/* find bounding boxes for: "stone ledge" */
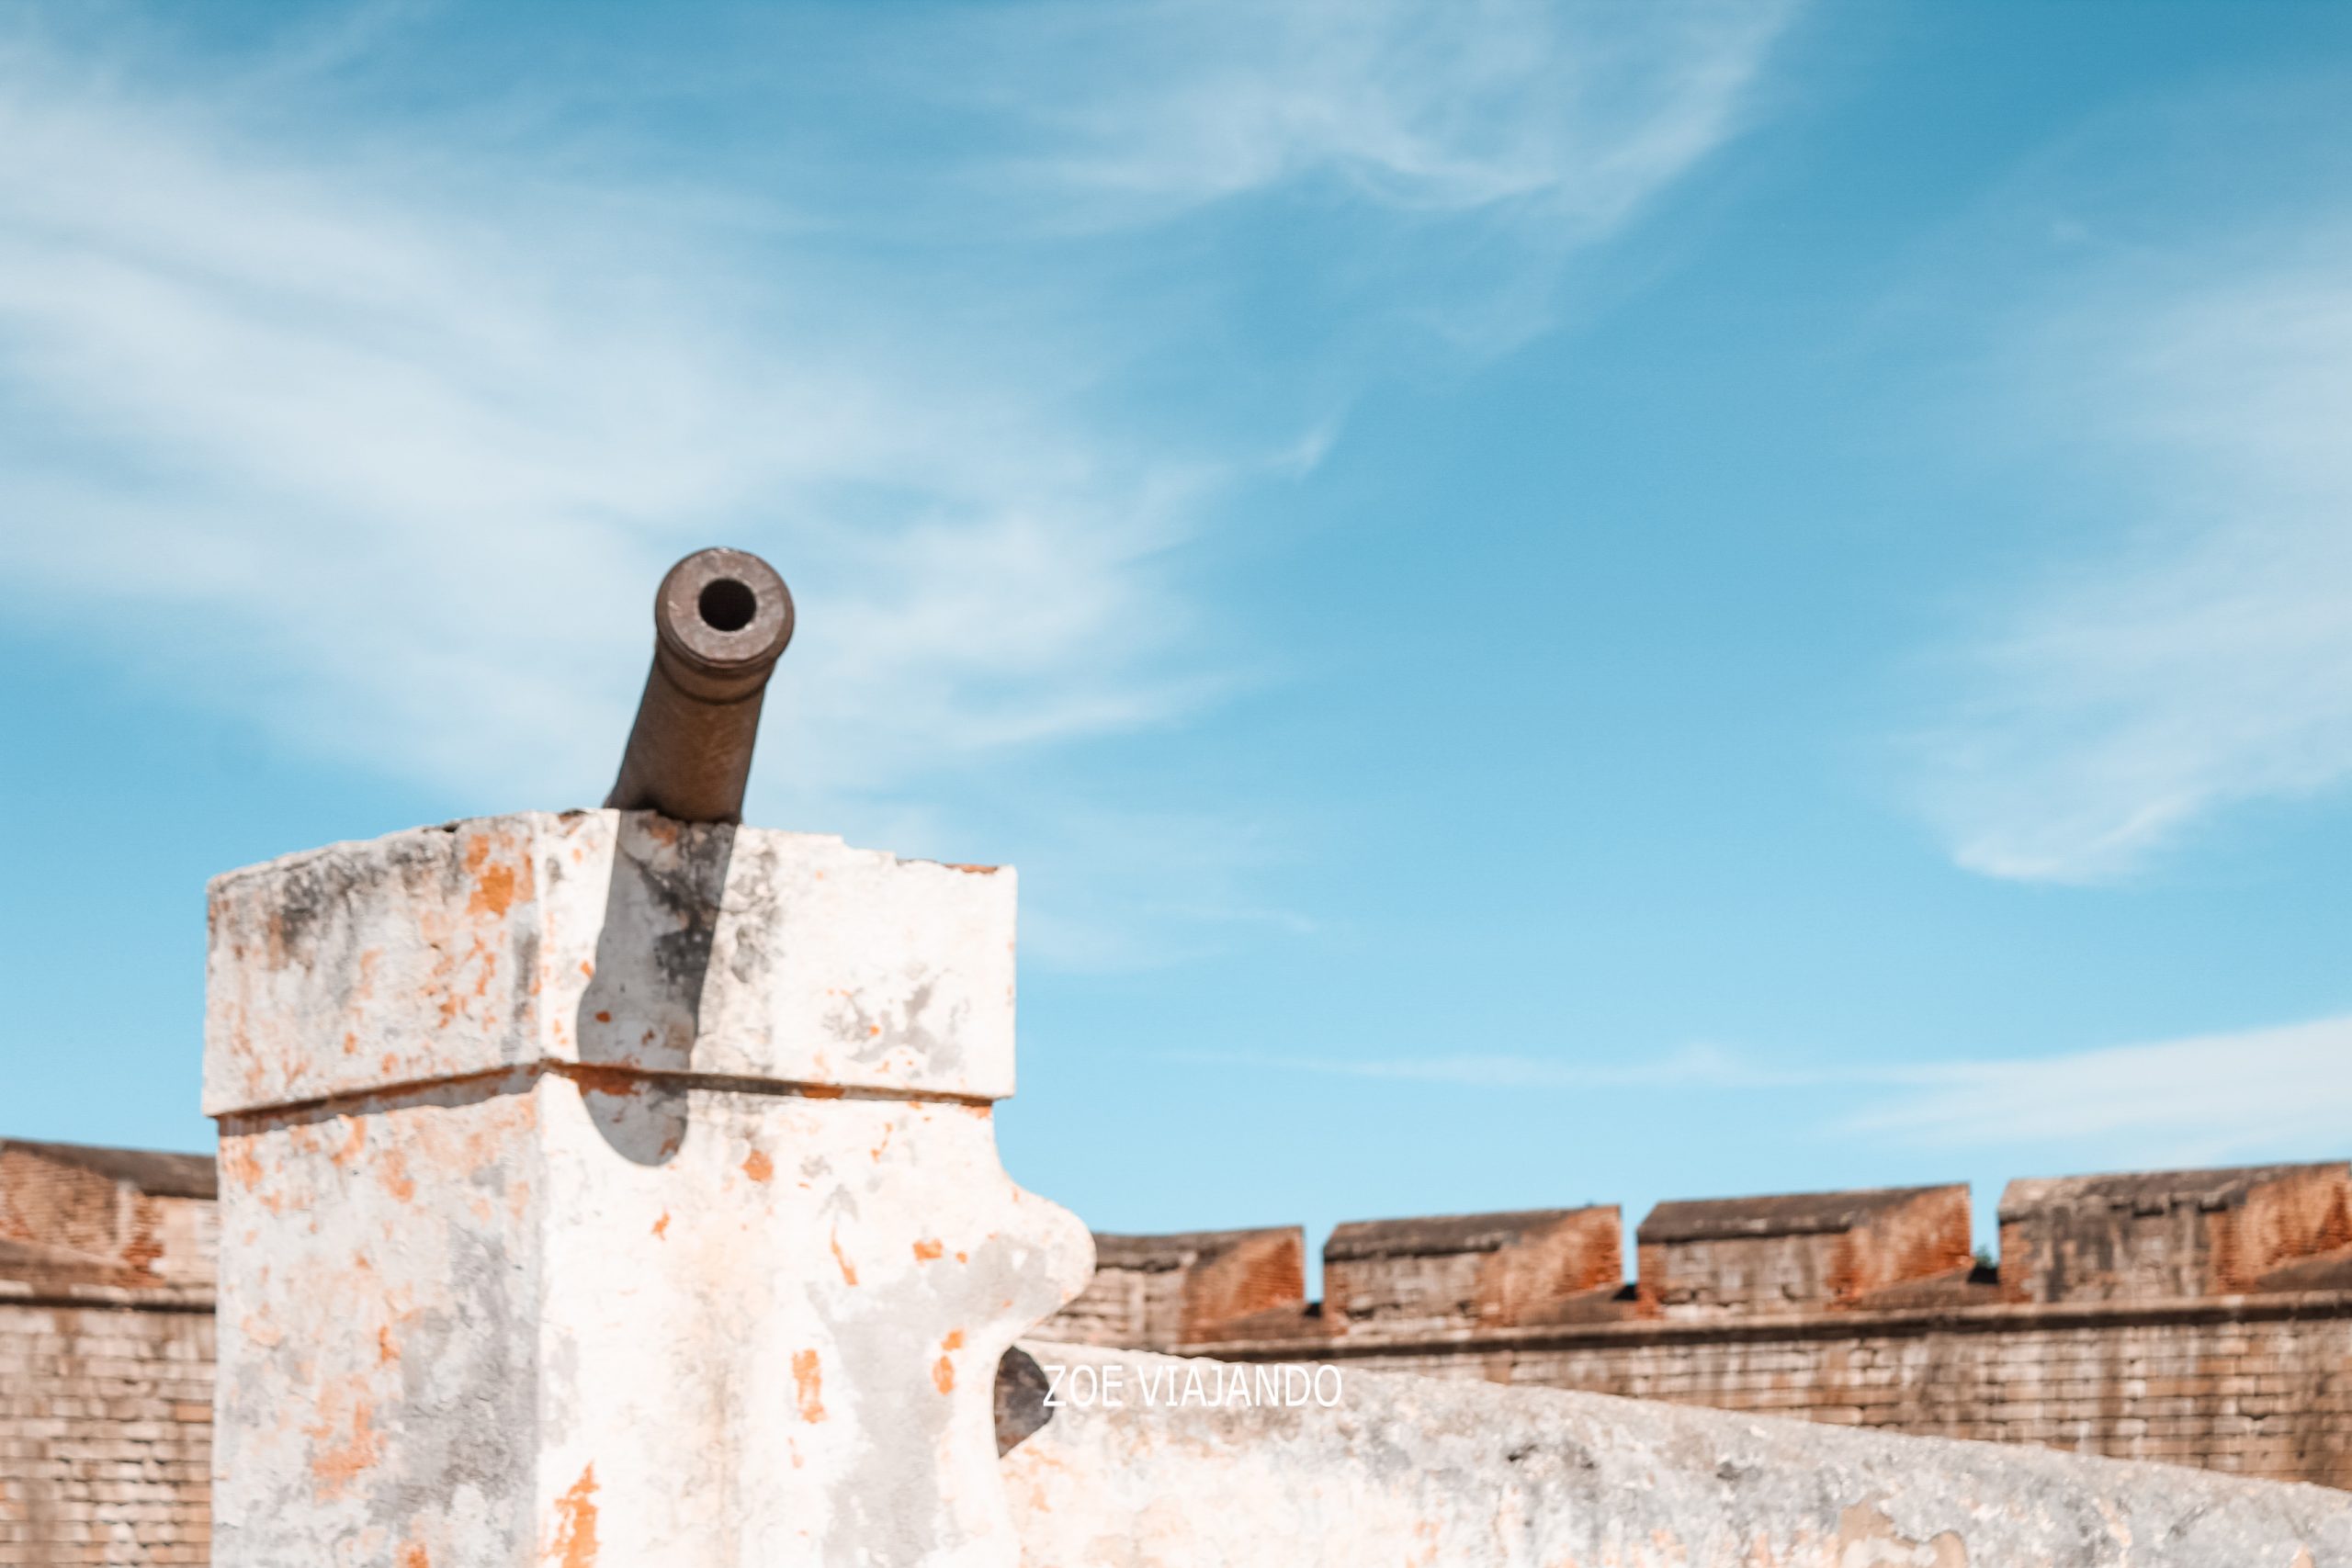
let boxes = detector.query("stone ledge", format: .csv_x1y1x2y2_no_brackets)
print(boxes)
1180,1288,2352,1359
0,1280,218,1313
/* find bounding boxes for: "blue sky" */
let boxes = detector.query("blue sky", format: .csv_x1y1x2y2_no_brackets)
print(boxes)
5,1,2351,1276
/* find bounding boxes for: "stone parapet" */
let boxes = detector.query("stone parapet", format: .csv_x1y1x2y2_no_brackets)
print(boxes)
0,1141,218,1292
1324,1205,1623,1334
16,1146,2352,1550
1044,1227,1306,1348
1638,1183,1973,1315
1185,1290,2352,1489
2000,1161,2352,1303
1004,1340,2352,1565
202,809,1090,1568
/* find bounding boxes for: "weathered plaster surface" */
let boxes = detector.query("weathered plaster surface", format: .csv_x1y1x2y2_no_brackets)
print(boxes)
205,810,1019,1113
1003,1341,2352,1566
206,810,1088,1568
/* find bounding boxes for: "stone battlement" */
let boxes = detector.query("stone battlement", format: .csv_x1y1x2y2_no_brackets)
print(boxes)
0,1137,218,1292
1043,1161,2352,1348
9,1144,2346,1334
2000,1162,2352,1303
6,1139,2352,1545
1023,1160,2352,1491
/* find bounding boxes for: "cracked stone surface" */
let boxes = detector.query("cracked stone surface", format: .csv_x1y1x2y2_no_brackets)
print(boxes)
1003,1341,2352,1566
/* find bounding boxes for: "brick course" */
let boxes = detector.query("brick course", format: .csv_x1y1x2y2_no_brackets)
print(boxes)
0,1286,214,1566
1203,1294,2352,1488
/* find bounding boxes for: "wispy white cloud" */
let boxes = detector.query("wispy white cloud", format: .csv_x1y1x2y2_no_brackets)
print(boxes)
1199,1012,2352,1168
1846,1013,2352,1165
963,0,1793,222
0,3,1793,956
1164,1040,1857,1090
0,31,1202,811
1911,154,2352,883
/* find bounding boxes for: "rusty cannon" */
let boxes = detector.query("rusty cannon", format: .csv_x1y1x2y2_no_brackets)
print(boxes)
605,546,795,823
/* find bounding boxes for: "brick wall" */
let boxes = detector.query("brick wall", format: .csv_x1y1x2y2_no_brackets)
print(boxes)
1046,1159,2352,1488
0,1286,214,1565
1325,1207,1622,1334
1047,1227,1308,1348
1637,1185,1972,1315
5,1141,2350,1568
0,1144,216,1293
0,1142,219,1564
1213,1294,2352,1487
2000,1164,2352,1303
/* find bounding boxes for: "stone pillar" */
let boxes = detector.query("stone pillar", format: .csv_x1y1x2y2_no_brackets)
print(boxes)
203,809,1091,1567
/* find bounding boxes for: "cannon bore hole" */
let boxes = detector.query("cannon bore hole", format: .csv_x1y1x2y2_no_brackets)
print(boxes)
699,577,757,632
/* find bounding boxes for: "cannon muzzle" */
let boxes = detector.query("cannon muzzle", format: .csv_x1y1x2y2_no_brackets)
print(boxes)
605,547,795,823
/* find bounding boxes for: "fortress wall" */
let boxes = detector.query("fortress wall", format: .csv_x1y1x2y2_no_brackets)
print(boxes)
2000,1163,2352,1303
6,1141,2351,1568
0,1287,215,1566
1042,1160,2352,1487
1635,1183,1973,1314
1051,1227,1307,1348
1213,1294,2352,1488
0,1142,220,1565
0,1145,217,1293
1324,1205,1622,1334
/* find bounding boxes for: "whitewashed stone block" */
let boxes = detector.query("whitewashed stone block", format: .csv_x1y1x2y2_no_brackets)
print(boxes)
206,809,1089,1568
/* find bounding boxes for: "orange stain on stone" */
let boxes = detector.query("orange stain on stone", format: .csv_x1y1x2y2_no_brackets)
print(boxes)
742,1150,774,1183
306,1387,379,1499
378,1149,415,1204
399,1546,430,1568
378,1325,400,1365
934,1328,965,1389
912,1238,943,1262
594,1010,612,1023
651,1212,671,1240
548,1463,600,1568
220,1139,265,1191
469,863,517,918
793,1350,826,1422
830,1230,859,1285
462,834,534,919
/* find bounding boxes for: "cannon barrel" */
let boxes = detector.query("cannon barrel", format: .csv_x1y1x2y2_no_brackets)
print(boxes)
605,547,795,823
